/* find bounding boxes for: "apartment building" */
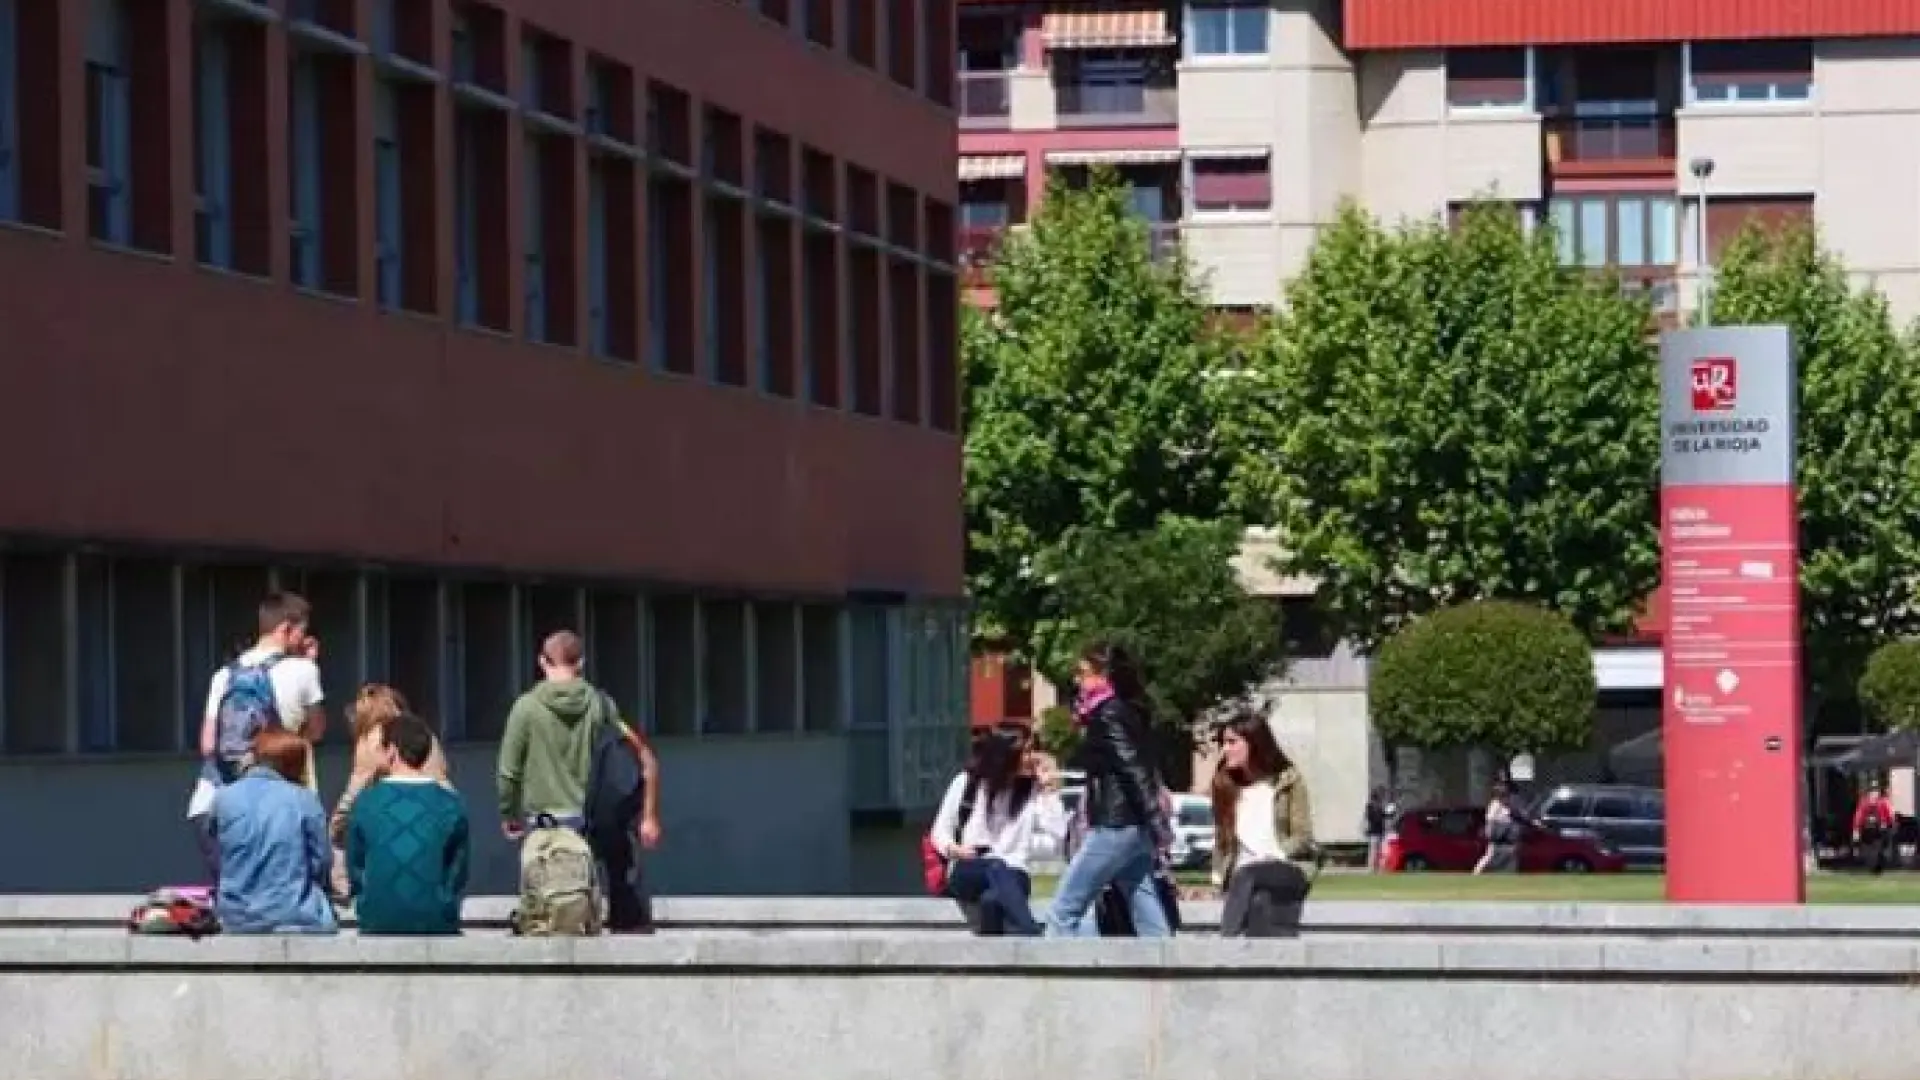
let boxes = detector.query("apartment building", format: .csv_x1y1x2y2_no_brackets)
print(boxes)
960,0,1920,318
0,0,965,895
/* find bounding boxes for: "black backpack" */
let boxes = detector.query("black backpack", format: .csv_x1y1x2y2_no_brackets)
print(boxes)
584,700,645,840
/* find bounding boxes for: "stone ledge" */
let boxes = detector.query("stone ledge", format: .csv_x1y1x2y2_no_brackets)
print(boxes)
3,931,1916,978
15,895,1920,934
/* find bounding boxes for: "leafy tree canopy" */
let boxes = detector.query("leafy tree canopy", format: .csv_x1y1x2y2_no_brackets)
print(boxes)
965,170,1241,654
1223,201,1662,651
1031,517,1283,731
1858,640,1920,733
1708,224,1920,694
1370,600,1596,756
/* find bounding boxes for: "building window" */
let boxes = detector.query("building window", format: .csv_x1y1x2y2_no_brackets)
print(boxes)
1447,47,1531,109
1189,155,1271,215
586,156,608,355
192,23,231,268
1687,40,1812,104
1549,194,1678,268
1186,1,1267,58
372,82,401,307
287,54,323,287
523,132,547,340
454,111,480,323
85,0,132,245
0,0,16,222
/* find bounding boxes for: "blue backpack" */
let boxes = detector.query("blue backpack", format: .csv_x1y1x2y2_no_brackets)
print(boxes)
213,656,284,772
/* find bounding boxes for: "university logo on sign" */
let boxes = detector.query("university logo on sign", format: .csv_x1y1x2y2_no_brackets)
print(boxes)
1691,357,1738,412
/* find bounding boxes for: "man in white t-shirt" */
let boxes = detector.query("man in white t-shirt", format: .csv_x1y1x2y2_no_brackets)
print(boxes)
197,590,328,789
186,590,327,881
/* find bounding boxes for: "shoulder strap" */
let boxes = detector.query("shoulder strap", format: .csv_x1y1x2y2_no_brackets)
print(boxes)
956,776,982,837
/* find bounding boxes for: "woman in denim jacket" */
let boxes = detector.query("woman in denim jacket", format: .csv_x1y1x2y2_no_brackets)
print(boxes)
212,728,337,934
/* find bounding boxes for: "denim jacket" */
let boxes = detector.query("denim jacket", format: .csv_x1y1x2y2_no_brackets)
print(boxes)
212,767,338,934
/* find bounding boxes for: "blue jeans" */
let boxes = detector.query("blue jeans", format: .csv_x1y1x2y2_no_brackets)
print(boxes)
1046,825,1170,938
948,857,1039,936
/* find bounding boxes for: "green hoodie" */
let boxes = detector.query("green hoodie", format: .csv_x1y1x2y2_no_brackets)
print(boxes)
496,678,613,821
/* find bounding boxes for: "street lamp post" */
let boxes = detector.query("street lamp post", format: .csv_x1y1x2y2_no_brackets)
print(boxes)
1690,156,1716,326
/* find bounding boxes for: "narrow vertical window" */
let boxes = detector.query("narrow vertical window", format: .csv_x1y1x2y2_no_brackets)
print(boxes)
0,0,19,222
523,130,545,340
287,54,322,287
85,0,132,245
373,81,402,307
192,20,233,267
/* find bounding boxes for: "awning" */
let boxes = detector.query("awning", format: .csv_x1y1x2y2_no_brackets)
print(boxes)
1045,147,1182,166
1041,8,1174,50
958,154,1026,182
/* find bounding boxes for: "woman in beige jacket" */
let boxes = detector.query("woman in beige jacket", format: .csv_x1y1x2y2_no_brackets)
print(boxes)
1210,710,1317,937
329,684,450,901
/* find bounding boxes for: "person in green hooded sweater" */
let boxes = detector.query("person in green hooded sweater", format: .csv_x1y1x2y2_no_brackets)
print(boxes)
497,630,616,834
347,712,469,934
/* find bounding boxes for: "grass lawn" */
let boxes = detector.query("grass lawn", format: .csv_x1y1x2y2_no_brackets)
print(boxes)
1031,870,1920,905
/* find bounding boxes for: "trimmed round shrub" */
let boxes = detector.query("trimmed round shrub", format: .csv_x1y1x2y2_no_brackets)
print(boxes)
1859,640,1920,732
1370,600,1596,755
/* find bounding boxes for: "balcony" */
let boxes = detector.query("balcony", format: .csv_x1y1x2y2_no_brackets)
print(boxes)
958,71,1011,129
1546,113,1677,177
958,226,1005,286
957,222,1179,289
1054,81,1178,128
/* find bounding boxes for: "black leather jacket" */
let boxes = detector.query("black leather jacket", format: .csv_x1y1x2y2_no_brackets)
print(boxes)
1078,695,1162,830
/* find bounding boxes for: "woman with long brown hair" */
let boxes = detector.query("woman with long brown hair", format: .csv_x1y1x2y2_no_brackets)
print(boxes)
329,684,449,900
1210,710,1317,937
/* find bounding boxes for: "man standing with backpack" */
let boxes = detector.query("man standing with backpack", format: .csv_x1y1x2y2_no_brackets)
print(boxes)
497,631,660,935
188,591,328,880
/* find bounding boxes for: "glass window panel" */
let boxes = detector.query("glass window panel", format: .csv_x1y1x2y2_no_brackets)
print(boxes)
1616,197,1646,266
1578,198,1607,267
1550,199,1576,265
1228,5,1266,54
1649,198,1678,265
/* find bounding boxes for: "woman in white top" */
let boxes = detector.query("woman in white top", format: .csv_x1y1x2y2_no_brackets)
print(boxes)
1210,711,1317,938
1474,784,1519,875
928,726,1067,936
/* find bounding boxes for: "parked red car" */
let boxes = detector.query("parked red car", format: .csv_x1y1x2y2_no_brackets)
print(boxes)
1382,806,1627,873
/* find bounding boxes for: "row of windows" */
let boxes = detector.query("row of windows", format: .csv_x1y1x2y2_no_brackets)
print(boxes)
0,550,969,757
1446,41,1815,112
0,0,962,431
738,0,957,110
958,156,1275,232
957,1,1271,66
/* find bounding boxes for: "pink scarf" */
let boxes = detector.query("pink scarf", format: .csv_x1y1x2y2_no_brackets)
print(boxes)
1072,679,1115,727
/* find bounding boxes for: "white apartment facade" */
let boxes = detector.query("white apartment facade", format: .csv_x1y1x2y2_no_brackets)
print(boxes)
958,0,1920,319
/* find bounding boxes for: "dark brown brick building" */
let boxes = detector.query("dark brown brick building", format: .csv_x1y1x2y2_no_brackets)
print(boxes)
0,0,967,892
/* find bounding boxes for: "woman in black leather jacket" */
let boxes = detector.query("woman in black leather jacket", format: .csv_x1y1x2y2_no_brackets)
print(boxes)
1044,642,1173,938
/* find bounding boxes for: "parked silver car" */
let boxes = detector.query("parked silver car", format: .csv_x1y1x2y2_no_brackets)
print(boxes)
1528,784,1666,867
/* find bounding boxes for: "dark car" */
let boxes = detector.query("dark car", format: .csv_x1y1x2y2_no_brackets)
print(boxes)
1382,806,1628,873
1527,784,1666,867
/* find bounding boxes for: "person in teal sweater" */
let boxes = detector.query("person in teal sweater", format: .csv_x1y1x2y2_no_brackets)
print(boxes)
347,713,470,935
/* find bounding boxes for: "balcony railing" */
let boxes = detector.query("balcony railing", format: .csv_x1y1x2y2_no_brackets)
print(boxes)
1616,267,1679,315
958,225,1006,285
957,222,1179,287
1054,81,1178,127
1545,114,1677,168
958,71,1011,128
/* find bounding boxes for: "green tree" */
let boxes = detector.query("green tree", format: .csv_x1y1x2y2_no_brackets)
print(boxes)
1034,705,1083,763
1708,225,1920,698
964,170,1238,654
1858,640,1920,733
1031,517,1282,733
1370,600,1596,758
1224,202,1662,650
